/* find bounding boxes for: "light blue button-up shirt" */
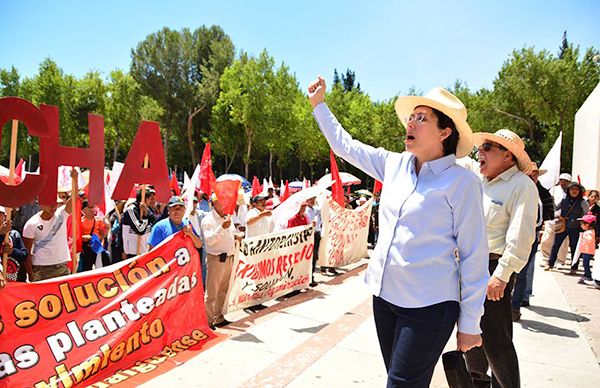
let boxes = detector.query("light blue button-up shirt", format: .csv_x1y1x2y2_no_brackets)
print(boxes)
313,103,489,334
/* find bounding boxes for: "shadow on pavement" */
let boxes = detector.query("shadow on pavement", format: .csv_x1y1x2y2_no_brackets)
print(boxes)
527,305,590,322
291,323,328,334
518,319,579,338
232,332,264,344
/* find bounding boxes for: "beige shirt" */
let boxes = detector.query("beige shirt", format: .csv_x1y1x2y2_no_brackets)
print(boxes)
457,158,539,282
481,165,538,282
201,209,236,256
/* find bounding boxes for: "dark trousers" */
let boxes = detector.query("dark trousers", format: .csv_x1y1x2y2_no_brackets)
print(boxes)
581,253,593,279
466,260,519,388
312,231,321,279
548,227,580,267
373,296,459,387
512,238,538,311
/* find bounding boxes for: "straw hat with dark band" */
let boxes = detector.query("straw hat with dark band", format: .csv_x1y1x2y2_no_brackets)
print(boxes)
395,87,474,158
473,129,533,175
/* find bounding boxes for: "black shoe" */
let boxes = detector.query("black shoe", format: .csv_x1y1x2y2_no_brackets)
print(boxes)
214,319,232,328
309,281,318,287
328,268,339,275
520,300,530,307
320,268,327,275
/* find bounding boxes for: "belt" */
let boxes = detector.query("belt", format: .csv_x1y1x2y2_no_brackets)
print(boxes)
489,253,502,260
207,253,234,258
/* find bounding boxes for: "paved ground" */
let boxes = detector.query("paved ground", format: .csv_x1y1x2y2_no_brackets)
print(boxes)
140,250,600,388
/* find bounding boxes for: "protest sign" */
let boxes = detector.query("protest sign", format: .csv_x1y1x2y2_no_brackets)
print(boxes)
0,232,219,387
225,225,314,313
318,198,372,268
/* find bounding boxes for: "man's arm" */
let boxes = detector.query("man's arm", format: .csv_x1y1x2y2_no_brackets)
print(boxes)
493,178,538,286
22,237,34,281
246,210,271,226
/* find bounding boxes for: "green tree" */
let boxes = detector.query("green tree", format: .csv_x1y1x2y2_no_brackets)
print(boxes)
105,70,163,163
130,26,234,169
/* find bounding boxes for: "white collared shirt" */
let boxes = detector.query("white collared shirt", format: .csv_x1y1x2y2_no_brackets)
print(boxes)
313,103,489,334
201,209,236,256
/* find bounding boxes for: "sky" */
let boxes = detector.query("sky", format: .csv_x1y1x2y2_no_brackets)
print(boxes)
1,0,599,101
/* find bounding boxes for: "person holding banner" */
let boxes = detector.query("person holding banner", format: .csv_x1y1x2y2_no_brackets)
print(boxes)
202,193,239,328
22,197,73,281
308,77,489,387
148,196,203,250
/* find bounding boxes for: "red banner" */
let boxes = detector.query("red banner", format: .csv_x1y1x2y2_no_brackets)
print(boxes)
0,233,221,387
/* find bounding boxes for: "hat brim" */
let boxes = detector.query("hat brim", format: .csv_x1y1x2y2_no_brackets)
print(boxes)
395,96,474,158
473,132,533,175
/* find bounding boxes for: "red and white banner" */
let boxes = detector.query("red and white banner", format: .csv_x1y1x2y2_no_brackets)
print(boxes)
318,198,373,268
0,233,220,387
225,225,314,313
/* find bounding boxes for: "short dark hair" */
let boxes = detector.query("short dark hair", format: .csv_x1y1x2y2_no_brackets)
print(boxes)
431,108,459,156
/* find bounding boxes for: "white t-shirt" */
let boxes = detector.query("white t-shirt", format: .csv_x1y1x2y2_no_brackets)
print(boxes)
245,208,272,238
23,206,70,265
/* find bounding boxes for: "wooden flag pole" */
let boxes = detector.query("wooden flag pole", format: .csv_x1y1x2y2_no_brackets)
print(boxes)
135,154,149,255
2,120,19,274
71,168,79,272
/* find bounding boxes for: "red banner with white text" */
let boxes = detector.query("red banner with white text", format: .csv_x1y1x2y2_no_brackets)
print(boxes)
0,232,220,388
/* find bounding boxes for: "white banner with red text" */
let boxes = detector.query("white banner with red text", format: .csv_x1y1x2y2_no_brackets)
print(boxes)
318,198,373,267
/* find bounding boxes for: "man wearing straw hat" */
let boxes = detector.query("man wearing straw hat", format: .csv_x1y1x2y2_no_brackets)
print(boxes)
465,129,538,387
511,162,554,321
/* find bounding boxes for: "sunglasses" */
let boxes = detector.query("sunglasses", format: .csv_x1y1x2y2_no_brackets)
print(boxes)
478,142,507,152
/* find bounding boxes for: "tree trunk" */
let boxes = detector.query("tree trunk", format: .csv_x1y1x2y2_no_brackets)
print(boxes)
225,148,238,173
245,126,253,178
187,105,206,167
113,132,120,164
269,151,273,179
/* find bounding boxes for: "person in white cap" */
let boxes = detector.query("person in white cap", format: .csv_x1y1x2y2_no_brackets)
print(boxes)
463,129,538,387
309,76,489,387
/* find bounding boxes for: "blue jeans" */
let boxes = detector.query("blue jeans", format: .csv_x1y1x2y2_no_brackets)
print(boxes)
548,227,580,267
512,238,538,310
581,253,593,279
373,296,459,387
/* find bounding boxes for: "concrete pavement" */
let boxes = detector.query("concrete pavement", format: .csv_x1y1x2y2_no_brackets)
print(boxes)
140,250,600,387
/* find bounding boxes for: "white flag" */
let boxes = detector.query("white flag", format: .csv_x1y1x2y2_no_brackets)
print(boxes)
539,132,562,191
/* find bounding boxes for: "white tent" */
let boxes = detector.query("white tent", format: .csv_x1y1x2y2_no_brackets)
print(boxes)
572,82,600,190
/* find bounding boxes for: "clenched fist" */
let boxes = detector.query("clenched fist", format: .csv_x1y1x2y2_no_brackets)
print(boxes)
307,76,327,108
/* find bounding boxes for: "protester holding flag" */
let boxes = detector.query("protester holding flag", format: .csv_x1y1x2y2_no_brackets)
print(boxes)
308,77,488,387
22,196,73,281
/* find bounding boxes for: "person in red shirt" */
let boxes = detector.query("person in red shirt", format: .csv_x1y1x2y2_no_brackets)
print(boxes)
287,203,310,228
79,201,110,272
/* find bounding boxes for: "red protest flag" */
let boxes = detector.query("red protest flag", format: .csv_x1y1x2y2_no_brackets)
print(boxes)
199,143,217,196
170,170,181,195
373,180,383,194
330,149,345,206
251,176,261,197
15,158,24,179
280,180,290,202
214,180,241,215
